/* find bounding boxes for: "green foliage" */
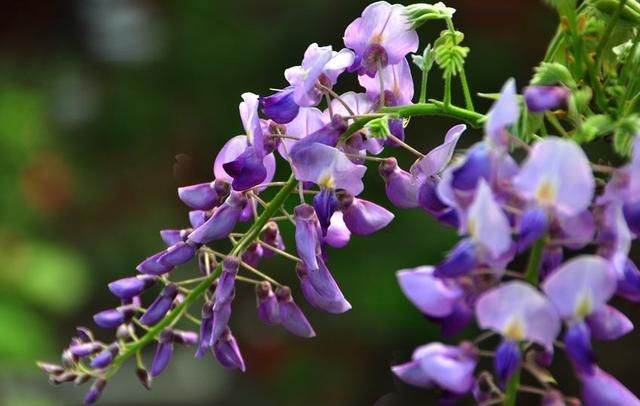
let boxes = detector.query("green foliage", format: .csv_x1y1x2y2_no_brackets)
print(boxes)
531,63,577,89
412,44,435,73
404,3,456,29
433,30,469,78
365,116,392,139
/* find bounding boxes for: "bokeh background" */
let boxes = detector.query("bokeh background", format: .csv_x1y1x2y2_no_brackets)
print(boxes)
1,1,637,405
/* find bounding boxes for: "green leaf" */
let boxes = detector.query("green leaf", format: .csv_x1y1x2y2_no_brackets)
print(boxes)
365,116,392,139
613,114,640,156
404,3,456,29
434,30,469,77
411,44,435,72
531,62,578,89
575,114,615,142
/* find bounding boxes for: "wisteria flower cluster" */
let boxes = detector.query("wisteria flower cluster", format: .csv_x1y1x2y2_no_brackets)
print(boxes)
38,1,640,405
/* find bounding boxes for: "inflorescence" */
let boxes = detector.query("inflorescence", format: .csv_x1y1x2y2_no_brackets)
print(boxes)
38,1,640,405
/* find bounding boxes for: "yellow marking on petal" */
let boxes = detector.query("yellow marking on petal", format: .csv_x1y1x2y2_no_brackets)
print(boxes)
467,218,477,239
372,33,384,45
535,180,556,205
504,319,525,341
318,172,335,189
575,294,592,319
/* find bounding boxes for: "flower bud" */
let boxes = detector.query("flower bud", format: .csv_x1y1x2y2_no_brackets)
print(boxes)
255,281,280,325
150,330,175,377
136,367,152,390
108,275,157,300
275,286,316,338
83,379,107,405
139,284,179,326
90,344,119,369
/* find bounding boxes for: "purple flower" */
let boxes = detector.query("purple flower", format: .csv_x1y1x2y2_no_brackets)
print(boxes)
93,308,128,329
158,242,196,267
379,158,419,209
524,85,570,112
580,367,640,406
284,43,354,107
542,255,616,320
239,92,265,156
289,115,348,157
69,342,102,358
275,286,316,338
323,212,352,248
294,204,322,273
136,252,173,275
517,206,549,253
278,107,326,159
150,330,174,377
358,57,414,106
108,275,157,300
297,256,351,313
513,137,595,216
242,242,263,267
291,142,367,195
396,266,463,317
83,379,107,405
260,87,299,124
485,78,519,149
195,302,213,358
340,193,394,235
212,327,245,372
476,281,560,347
391,342,477,394
177,180,229,210
464,180,512,260
255,281,280,325
412,124,466,178
495,340,521,389
213,135,276,191
139,284,179,326
261,221,285,257
90,344,119,369
187,192,247,244
344,1,419,76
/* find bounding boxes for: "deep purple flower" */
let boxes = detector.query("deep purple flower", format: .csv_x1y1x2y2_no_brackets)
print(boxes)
476,281,560,347
580,367,640,406
213,135,276,191
195,302,214,358
260,86,299,124
150,330,174,377
255,281,280,325
212,328,245,372
313,188,340,235
288,115,348,157
396,266,463,317
136,252,173,275
177,180,229,210
564,321,596,374
434,239,477,278
275,286,316,338
210,257,239,343
139,284,179,326
69,342,102,358
93,308,128,329
158,242,196,267
358,57,414,106
513,137,595,216
90,344,119,369
188,192,247,244
242,242,263,267
517,206,549,252
83,379,107,405
285,43,354,107
391,342,477,394
108,276,157,300
524,85,570,112
344,1,419,76
495,340,521,389
340,193,394,235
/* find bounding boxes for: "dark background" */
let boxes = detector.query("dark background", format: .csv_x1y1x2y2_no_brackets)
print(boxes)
0,0,637,405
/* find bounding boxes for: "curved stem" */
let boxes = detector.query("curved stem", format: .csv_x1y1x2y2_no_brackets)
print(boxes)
106,175,298,378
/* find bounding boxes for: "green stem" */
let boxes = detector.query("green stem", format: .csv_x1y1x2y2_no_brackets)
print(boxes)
594,0,628,70
524,238,545,285
107,175,298,377
339,102,486,142
444,73,452,108
459,68,475,112
503,367,522,406
419,65,429,104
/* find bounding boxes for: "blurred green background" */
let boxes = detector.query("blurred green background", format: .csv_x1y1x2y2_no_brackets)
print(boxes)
1,1,637,405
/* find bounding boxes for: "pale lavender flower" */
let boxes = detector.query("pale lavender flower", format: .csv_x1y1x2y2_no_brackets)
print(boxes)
524,85,570,112
344,1,419,76
358,57,414,106
339,193,394,235
580,367,640,406
485,78,519,149
396,266,463,317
